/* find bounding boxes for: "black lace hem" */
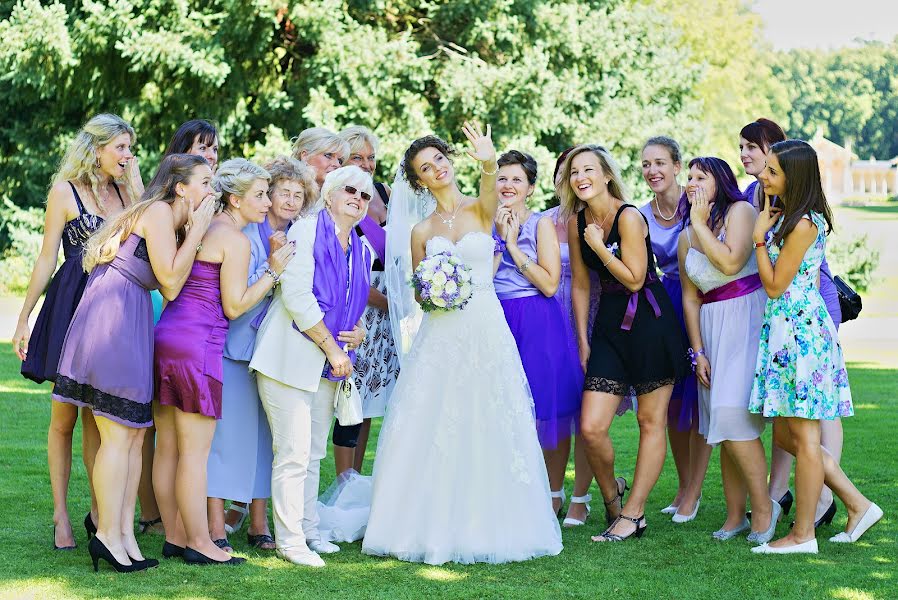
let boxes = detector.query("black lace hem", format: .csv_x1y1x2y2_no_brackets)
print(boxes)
134,238,150,262
54,374,152,425
584,376,676,396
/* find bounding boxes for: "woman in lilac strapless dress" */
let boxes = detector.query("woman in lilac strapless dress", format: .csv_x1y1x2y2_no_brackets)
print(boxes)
152,158,293,566
493,151,585,525
639,137,711,522
739,118,845,525
53,153,217,571
12,114,136,550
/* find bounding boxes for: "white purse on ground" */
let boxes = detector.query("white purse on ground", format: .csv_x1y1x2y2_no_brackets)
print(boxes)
333,377,363,426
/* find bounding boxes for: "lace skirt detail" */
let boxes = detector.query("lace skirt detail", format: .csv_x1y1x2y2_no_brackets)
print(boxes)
584,376,675,396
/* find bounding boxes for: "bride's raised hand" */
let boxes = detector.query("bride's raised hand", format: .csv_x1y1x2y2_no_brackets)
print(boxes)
461,121,496,164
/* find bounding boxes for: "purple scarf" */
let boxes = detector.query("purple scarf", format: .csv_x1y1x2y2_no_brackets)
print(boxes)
293,210,371,380
357,214,386,260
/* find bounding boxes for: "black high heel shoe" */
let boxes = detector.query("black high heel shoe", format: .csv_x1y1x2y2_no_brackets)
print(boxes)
747,490,794,521
88,536,144,573
83,513,97,540
603,477,629,526
790,500,837,529
127,554,159,570
162,541,185,559
592,514,647,542
183,546,246,566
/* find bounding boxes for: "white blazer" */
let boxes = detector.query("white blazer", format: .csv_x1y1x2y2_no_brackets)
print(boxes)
250,216,327,392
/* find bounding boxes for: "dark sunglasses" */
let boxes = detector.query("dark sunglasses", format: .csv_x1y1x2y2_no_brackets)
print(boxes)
343,185,371,201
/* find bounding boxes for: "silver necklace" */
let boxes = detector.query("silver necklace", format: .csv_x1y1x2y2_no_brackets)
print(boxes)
653,187,681,222
436,200,464,230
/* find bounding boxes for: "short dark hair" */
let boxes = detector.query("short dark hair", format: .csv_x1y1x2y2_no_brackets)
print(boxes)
497,150,538,185
163,119,219,158
740,118,786,153
402,135,455,191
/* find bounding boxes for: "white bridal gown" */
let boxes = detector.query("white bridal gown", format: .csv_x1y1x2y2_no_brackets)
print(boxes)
361,231,563,565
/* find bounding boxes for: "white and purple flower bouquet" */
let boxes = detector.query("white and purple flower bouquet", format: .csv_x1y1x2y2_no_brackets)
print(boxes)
411,251,474,312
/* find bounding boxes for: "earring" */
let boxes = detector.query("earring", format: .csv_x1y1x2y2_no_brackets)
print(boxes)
235,203,240,208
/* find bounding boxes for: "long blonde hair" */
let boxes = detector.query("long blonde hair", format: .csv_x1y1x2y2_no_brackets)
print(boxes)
82,154,208,272
556,144,629,221
54,113,138,213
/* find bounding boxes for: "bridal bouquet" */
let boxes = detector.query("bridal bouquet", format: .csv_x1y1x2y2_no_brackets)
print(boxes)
411,251,474,312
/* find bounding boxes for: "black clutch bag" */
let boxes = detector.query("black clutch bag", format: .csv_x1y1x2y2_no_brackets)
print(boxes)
833,275,862,323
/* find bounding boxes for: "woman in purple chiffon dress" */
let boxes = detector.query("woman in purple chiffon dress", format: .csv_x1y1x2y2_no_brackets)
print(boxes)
493,151,584,522
639,137,711,522
53,154,217,572
152,158,293,566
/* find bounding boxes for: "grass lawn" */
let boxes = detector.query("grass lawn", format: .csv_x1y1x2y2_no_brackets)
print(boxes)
0,206,894,599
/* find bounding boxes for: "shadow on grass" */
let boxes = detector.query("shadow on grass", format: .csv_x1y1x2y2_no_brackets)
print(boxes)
0,347,895,599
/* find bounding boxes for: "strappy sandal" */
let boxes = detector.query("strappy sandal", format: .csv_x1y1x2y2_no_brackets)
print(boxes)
550,489,567,518
224,503,249,535
138,517,163,534
591,513,647,542
247,533,276,550
213,537,233,552
562,494,591,528
604,476,630,526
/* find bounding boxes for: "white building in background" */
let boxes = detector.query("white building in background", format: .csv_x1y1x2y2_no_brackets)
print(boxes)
810,131,898,201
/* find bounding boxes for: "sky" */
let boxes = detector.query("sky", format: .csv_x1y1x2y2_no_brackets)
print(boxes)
752,0,898,50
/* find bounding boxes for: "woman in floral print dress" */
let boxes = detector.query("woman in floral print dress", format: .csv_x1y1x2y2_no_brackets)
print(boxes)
749,140,882,555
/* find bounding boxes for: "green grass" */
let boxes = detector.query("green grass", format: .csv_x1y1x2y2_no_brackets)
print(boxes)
0,344,895,600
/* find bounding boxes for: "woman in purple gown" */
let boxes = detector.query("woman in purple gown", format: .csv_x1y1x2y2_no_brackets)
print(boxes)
152,158,293,566
740,118,843,526
638,137,711,522
493,150,584,521
53,154,217,572
12,114,138,550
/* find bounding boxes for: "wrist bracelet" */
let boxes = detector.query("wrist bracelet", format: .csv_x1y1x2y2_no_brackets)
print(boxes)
317,333,332,348
517,257,533,274
195,242,203,254
687,347,706,371
480,162,498,176
264,267,280,286
753,241,765,249
602,255,613,267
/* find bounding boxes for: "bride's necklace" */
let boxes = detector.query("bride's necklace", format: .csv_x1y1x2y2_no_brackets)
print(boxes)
436,199,465,230
654,186,682,222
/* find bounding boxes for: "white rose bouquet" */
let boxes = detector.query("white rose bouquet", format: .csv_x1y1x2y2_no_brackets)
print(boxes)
411,251,474,312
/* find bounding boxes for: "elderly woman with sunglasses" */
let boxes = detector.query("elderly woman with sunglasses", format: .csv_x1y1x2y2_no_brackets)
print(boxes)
249,165,372,568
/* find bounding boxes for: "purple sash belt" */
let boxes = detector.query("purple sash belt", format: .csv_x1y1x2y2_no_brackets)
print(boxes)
698,273,762,304
602,273,662,331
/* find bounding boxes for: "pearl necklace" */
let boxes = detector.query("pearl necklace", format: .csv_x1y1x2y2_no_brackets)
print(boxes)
653,186,682,222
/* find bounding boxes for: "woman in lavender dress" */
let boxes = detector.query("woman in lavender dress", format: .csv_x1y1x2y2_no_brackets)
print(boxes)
12,114,137,550
53,154,217,572
493,150,583,522
152,159,293,566
740,118,843,526
638,137,711,522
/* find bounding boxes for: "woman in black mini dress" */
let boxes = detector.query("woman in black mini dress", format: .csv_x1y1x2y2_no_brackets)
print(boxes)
562,144,688,542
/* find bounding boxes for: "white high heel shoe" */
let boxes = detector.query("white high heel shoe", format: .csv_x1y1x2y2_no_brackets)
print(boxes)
562,494,592,527
671,496,701,524
660,503,679,515
829,503,883,543
550,489,566,518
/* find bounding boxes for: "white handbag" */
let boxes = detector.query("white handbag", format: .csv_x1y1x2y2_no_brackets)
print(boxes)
333,377,363,426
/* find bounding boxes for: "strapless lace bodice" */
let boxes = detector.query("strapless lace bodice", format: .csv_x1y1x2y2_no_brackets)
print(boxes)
425,231,496,290
684,248,758,294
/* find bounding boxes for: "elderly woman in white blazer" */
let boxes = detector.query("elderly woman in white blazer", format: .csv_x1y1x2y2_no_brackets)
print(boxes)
250,165,373,567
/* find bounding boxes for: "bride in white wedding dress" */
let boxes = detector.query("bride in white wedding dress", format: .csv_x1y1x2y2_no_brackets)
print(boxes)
360,123,562,565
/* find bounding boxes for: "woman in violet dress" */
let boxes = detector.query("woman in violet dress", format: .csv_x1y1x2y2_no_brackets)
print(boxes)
206,156,317,552
750,140,881,554
740,118,843,526
493,150,584,524
152,158,294,566
137,118,222,536
53,154,217,572
678,157,778,543
564,144,689,542
13,114,139,550
638,137,711,523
